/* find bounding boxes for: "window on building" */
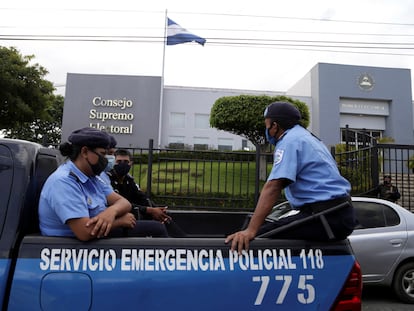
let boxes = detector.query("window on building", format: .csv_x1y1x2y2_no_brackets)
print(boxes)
170,112,185,128
167,136,185,149
340,128,382,147
193,137,209,150
194,114,210,129
218,138,233,151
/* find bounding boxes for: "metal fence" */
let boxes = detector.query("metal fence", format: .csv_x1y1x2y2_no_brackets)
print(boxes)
333,142,414,212
122,139,414,212
124,140,271,211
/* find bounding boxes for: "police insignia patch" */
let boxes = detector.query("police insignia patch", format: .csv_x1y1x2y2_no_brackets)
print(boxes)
274,149,284,164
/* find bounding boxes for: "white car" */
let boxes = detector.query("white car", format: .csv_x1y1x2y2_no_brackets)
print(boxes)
268,197,414,303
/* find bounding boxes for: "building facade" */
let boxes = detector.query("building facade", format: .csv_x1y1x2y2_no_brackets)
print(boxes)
287,63,414,147
62,63,414,149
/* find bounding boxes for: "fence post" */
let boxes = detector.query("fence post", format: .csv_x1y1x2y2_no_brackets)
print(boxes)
146,139,154,199
254,146,260,206
345,124,349,152
371,139,379,187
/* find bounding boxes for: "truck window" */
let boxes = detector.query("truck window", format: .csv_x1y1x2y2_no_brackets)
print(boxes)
0,145,13,234
25,151,62,234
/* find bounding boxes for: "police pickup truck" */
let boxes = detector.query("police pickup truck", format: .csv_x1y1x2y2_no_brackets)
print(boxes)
0,138,362,310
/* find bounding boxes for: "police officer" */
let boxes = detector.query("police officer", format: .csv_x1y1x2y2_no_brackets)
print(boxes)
107,149,171,223
225,102,356,253
39,127,167,240
107,149,186,237
100,134,117,185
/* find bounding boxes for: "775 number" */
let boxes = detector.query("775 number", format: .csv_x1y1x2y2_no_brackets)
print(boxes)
252,275,315,305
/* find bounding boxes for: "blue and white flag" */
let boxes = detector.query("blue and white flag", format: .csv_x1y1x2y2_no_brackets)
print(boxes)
167,18,206,46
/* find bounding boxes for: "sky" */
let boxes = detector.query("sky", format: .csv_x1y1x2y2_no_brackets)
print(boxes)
2,0,414,97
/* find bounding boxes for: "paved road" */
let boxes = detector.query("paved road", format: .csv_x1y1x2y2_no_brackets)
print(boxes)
362,284,413,310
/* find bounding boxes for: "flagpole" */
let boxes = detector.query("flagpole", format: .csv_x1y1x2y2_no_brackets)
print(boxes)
157,10,168,148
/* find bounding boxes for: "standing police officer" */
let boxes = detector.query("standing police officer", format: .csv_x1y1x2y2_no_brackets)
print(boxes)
225,102,356,253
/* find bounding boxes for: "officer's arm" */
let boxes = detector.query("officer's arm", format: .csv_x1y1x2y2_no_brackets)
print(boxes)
67,217,98,241
68,193,132,241
106,191,132,216
225,178,287,253
245,179,287,235
87,192,132,233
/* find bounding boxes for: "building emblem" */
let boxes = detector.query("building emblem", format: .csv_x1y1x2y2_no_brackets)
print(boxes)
358,73,375,91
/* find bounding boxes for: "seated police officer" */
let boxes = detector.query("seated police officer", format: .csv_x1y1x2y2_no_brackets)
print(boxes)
39,127,167,240
107,149,171,222
107,149,185,237
225,102,356,253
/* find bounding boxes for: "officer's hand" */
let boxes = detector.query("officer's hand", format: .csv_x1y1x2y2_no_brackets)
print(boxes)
225,229,256,254
148,207,172,224
118,213,137,229
86,208,117,238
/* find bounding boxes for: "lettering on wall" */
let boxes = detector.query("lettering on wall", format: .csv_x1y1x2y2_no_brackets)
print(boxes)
89,96,135,135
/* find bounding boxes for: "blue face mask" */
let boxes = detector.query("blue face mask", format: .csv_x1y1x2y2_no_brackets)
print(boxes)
265,128,278,146
105,155,115,172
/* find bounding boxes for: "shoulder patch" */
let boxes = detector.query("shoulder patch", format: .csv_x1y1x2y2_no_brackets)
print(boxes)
274,149,284,165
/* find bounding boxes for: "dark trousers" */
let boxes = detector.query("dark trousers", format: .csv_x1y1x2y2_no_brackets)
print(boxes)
110,220,169,238
257,197,356,241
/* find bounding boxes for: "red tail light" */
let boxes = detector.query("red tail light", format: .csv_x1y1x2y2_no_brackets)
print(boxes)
331,261,362,311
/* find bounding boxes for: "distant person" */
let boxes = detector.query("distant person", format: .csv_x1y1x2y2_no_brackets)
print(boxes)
225,102,356,253
39,127,167,240
375,175,401,203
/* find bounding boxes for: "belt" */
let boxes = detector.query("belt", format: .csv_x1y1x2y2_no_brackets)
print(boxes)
299,196,350,214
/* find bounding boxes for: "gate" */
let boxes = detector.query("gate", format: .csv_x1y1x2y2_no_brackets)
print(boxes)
333,142,414,212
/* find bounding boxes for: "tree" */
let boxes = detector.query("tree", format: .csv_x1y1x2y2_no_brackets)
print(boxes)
210,95,310,146
5,95,64,145
210,95,310,180
0,46,55,133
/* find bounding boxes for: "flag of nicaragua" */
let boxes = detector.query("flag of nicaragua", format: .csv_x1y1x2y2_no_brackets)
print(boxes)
167,18,206,46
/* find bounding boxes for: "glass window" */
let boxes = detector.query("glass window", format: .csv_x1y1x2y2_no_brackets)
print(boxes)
371,131,381,140
193,137,209,150
340,128,383,147
194,114,210,129
383,205,400,226
168,136,185,144
0,145,13,234
218,138,233,151
353,201,400,229
170,112,185,128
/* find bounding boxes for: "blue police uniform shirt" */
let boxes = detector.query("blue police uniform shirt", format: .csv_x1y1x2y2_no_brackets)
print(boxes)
99,171,112,186
267,125,350,208
39,161,114,237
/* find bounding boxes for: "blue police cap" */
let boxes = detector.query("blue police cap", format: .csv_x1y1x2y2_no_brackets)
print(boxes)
68,127,110,149
263,102,301,121
109,135,117,149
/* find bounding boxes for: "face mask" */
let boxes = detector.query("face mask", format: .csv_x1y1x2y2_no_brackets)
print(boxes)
265,127,278,146
87,151,108,176
114,162,131,177
105,155,115,172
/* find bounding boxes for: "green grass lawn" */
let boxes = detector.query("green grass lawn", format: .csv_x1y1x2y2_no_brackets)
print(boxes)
131,160,265,196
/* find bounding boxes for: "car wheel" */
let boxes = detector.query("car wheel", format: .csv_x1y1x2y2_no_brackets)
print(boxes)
392,262,414,303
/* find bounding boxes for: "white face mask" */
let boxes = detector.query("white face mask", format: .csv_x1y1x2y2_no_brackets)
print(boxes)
104,155,115,172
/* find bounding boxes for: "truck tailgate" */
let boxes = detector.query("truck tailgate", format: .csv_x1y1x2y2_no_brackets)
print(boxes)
7,236,356,310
